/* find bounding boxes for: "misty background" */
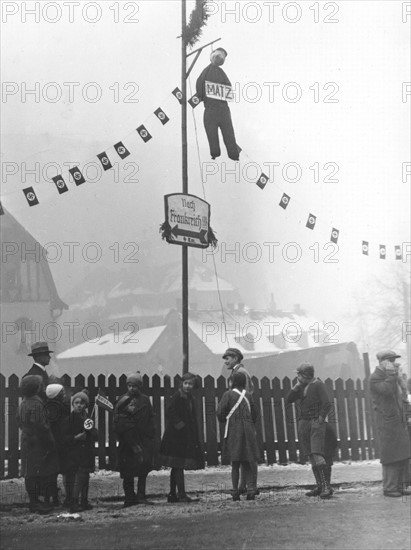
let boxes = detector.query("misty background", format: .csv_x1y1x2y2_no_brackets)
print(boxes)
1,1,410,362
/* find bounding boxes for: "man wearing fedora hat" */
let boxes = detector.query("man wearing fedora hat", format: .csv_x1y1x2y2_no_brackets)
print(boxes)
23,341,54,396
370,350,411,497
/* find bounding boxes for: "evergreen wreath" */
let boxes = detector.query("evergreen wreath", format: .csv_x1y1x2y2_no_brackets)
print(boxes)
182,0,210,48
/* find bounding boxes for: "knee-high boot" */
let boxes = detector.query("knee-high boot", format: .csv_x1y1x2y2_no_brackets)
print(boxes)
305,466,322,497
318,464,333,499
175,468,193,503
123,477,136,508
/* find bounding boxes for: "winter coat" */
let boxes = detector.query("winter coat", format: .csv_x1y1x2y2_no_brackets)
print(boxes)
17,395,58,478
23,364,49,401
369,366,410,464
45,397,71,472
113,392,156,478
216,389,260,463
61,411,98,473
196,63,232,109
160,389,204,465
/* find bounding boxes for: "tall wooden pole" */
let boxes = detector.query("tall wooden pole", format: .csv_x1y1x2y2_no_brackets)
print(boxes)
181,0,189,374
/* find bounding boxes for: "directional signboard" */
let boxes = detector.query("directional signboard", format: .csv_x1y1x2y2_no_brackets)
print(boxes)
164,193,210,248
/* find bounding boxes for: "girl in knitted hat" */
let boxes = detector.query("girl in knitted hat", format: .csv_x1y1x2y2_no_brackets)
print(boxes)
61,390,97,512
159,372,204,503
113,373,156,507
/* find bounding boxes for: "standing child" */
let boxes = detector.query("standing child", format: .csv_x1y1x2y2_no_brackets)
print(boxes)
44,383,70,506
17,375,58,514
216,371,260,501
113,373,156,507
160,372,204,503
61,391,97,512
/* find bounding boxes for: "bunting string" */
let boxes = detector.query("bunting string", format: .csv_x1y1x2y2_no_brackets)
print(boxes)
0,74,407,261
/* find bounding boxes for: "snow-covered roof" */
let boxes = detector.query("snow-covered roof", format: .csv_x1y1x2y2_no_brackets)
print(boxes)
57,325,166,359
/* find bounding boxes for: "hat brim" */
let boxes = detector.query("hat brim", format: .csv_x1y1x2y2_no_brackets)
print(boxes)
28,351,53,356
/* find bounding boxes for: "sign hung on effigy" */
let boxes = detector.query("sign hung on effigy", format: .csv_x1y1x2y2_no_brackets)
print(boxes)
205,81,234,102
164,193,210,249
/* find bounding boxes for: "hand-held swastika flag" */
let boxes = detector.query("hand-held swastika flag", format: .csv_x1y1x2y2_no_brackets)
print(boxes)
95,393,114,412
362,241,369,255
306,214,316,230
395,245,402,260
379,245,386,259
330,228,339,244
188,95,200,108
97,152,113,171
137,125,152,143
52,175,68,194
23,187,39,206
172,87,184,104
114,141,130,159
256,173,268,189
154,108,169,125
69,167,85,185
279,193,290,209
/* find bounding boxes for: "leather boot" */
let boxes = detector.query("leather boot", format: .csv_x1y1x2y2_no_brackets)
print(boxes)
305,466,321,497
231,490,240,501
135,476,154,505
326,464,334,495
318,464,333,499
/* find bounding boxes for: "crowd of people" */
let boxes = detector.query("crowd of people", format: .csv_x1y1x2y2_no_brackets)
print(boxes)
16,341,411,514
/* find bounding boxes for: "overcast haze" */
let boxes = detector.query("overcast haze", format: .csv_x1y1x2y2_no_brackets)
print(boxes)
1,1,410,352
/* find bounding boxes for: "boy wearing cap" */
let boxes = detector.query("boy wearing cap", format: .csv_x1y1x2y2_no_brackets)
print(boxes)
286,363,333,499
370,350,411,497
223,348,258,495
196,48,240,161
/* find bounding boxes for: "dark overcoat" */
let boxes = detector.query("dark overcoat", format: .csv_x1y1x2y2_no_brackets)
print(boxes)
113,392,156,478
17,395,58,478
160,389,204,466
216,389,260,463
45,397,71,472
61,411,97,472
369,366,410,464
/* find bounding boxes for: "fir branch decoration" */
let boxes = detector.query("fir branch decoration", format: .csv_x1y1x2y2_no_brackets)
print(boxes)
183,0,210,48
159,220,173,241
207,226,218,248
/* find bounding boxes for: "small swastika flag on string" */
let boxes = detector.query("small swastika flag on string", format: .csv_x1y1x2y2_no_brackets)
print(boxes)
154,107,169,125
137,125,152,143
23,187,39,206
114,142,130,159
362,241,369,255
95,393,114,412
97,152,113,171
279,193,290,209
69,167,85,185
379,245,386,259
306,214,316,230
330,228,339,244
256,173,268,190
188,94,200,108
172,87,184,104
395,245,402,260
52,175,68,194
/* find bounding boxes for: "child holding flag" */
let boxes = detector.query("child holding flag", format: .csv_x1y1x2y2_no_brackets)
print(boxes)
61,391,98,512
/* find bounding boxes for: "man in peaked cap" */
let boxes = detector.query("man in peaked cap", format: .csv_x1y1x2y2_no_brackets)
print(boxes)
23,341,54,397
286,362,334,499
223,347,259,495
370,349,410,497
